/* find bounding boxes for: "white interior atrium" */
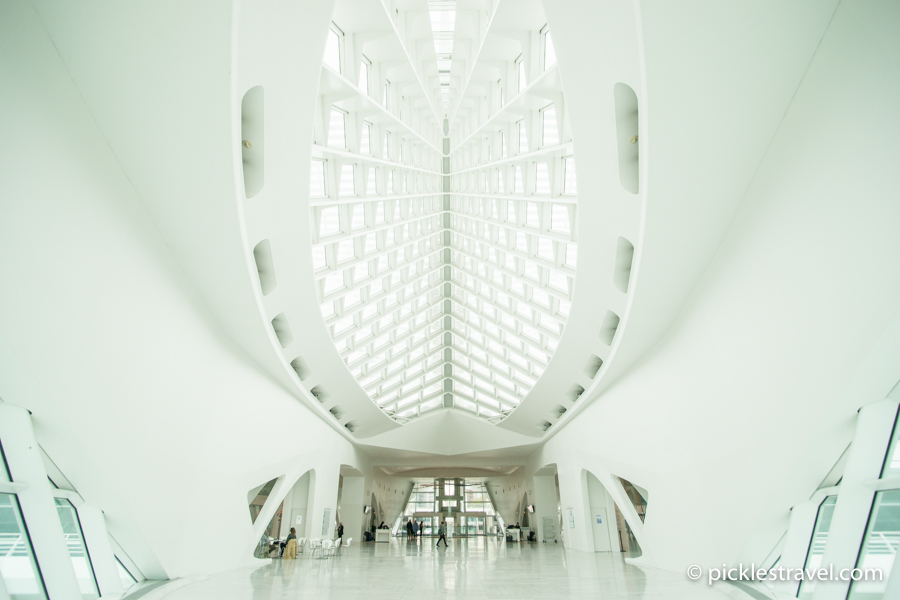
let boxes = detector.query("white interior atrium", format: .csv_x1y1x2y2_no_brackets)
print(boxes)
1,0,900,599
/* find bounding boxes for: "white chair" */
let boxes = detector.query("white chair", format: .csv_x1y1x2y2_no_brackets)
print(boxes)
297,537,307,555
320,539,334,559
308,538,322,559
335,536,351,555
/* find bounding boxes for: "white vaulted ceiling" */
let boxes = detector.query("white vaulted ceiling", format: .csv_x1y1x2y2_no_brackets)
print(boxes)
309,0,577,424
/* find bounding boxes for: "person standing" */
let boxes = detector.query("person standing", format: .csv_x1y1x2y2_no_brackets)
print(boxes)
406,518,414,540
337,522,344,547
419,520,424,537
412,519,419,539
282,527,298,559
436,521,448,547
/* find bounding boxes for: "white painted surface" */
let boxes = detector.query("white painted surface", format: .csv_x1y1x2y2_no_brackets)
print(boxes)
0,0,898,592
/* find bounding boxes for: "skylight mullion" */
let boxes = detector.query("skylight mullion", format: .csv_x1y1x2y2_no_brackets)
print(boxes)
448,238,572,306
452,261,546,319
312,208,442,250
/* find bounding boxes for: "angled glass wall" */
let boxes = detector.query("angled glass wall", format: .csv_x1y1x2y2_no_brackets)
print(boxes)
400,479,496,536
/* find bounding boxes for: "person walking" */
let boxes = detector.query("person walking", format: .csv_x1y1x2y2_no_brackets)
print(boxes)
337,522,344,547
412,519,419,539
419,520,424,537
436,521,448,547
406,518,414,540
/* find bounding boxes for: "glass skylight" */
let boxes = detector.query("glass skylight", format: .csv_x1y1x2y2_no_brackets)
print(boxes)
310,4,577,425
429,1,456,114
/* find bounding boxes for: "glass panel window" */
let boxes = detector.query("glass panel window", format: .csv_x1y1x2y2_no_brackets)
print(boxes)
312,246,326,270
310,160,326,197
319,206,340,237
881,411,900,477
534,163,551,195
358,57,369,93
366,167,377,195
350,204,365,230
115,559,137,591
55,499,99,600
514,166,523,194
798,496,837,599
360,122,371,155
329,108,347,148
526,202,539,228
847,489,900,599
500,130,507,158
541,105,559,146
551,205,570,234
324,26,342,73
0,444,9,482
543,29,557,70
339,164,356,196
563,157,577,194
517,57,526,93
518,121,528,154
0,494,47,600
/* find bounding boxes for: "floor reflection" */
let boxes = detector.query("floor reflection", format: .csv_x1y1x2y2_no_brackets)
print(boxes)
163,537,733,600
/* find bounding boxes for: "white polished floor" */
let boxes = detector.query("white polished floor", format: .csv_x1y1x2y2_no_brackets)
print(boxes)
160,537,741,600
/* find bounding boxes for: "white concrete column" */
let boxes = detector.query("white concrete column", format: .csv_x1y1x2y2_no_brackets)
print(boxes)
533,475,558,543
556,463,590,551
74,502,124,597
309,465,340,540
339,476,365,543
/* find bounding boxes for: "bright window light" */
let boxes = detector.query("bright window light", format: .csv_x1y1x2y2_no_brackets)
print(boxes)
551,205,570,234
358,58,369,92
534,163,551,195
339,164,355,196
565,243,578,267
526,202,539,227
324,27,341,73
319,206,340,236
541,105,559,146
563,157,577,194
350,204,365,229
360,122,371,155
310,160,326,197
308,8,578,423
336,239,354,263
312,246,326,270
518,57,526,93
544,30,557,70
366,168,377,195
329,108,346,148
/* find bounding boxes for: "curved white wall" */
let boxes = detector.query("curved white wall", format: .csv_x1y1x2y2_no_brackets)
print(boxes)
527,0,900,572
0,0,374,579
2,0,899,586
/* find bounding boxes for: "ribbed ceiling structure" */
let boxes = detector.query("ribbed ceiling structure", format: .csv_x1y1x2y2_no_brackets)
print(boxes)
310,0,576,424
